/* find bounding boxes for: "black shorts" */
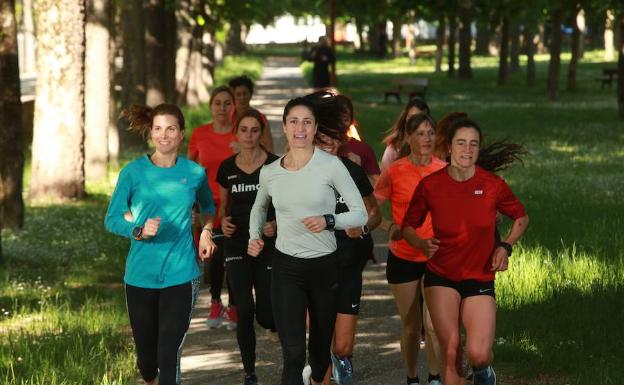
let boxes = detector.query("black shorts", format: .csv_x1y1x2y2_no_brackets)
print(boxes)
423,268,495,299
385,250,427,284
335,236,372,315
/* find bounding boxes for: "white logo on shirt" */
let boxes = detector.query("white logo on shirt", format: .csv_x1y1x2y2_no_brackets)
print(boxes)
474,190,483,195
351,303,358,308
227,174,239,180
232,183,261,193
479,288,492,294
180,178,187,184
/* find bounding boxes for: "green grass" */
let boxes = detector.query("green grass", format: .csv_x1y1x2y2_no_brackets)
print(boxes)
0,54,262,385
324,48,624,384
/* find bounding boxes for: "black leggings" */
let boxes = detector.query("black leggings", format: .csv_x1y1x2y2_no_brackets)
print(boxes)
225,244,275,374
271,249,338,385
125,279,199,385
206,234,235,305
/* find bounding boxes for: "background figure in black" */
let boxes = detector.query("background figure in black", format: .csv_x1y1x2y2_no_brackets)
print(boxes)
308,36,335,89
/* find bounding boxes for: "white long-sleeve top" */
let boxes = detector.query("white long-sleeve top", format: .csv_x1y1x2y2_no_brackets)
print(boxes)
249,148,368,258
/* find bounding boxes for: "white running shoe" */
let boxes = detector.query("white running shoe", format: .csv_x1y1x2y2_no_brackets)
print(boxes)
302,364,312,385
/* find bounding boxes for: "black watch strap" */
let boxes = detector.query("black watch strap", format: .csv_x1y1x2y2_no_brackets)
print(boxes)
499,241,512,257
132,226,143,241
323,214,335,230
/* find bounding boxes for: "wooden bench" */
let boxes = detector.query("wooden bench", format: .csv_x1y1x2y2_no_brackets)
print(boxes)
596,68,617,88
384,78,429,104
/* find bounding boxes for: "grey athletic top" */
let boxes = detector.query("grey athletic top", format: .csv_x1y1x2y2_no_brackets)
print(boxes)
249,148,368,258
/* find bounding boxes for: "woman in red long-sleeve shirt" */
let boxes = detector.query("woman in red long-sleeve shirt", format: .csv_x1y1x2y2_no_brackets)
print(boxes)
402,118,529,385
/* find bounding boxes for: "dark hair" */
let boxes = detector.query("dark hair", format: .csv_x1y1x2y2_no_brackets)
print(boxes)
382,97,431,149
209,85,234,106
434,111,469,159
121,103,185,139
234,108,266,134
282,97,317,123
303,90,349,143
447,118,526,172
398,113,436,157
228,75,254,95
335,94,354,124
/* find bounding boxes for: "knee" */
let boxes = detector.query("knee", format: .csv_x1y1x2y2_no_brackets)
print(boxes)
465,347,492,369
401,325,421,341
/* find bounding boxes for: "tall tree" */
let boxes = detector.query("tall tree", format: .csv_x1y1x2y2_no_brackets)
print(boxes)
475,18,492,55
509,18,521,72
525,20,538,86
497,14,510,85
458,0,473,79
145,0,167,106
448,9,458,77
547,6,564,101
618,11,624,117
391,15,403,58
435,13,446,72
85,0,110,183
567,3,582,91
30,0,86,201
0,0,25,230
164,5,177,103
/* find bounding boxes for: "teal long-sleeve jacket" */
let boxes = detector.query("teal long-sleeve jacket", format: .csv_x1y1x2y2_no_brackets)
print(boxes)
105,155,215,288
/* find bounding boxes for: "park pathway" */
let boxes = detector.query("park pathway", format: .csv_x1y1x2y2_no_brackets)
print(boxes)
180,57,430,385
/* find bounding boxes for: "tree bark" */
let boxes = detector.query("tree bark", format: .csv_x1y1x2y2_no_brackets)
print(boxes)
547,7,563,102
475,19,491,55
497,15,510,86
354,18,365,52
392,15,402,58
605,10,615,61
448,10,457,78
458,5,473,79
525,22,537,86
617,13,624,118
121,0,145,148
226,20,244,55
85,0,110,183
435,13,446,72
164,5,177,103
108,0,119,167
567,5,581,91
0,0,25,230
30,0,86,201
145,0,166,106
20,0,36,75
509,17,521,72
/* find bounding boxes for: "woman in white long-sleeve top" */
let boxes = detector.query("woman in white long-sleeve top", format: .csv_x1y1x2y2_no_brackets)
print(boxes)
248,97,367,385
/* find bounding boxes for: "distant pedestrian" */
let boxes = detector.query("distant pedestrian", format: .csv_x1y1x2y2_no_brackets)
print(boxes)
308,36,335,89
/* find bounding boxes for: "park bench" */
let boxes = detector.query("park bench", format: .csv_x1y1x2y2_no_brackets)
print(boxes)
384,78,429,104
596,68,617,88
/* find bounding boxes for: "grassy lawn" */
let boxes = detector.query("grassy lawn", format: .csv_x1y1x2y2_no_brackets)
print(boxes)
0,54,263,385
313,48,623,384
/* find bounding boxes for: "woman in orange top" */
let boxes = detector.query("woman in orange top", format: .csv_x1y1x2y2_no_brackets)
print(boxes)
374,113,444,385
189,85,239,329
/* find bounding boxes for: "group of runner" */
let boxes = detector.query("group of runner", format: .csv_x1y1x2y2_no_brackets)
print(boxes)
105,75,529,385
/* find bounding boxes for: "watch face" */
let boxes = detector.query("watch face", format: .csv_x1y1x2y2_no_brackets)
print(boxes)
362,225,370,234
132,226,142,238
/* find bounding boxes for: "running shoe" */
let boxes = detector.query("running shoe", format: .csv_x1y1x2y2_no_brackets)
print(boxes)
206,300,224,328
331,352,353,385
243,374,258,385
225,304,238,330
302,364,312,385
427,380,442,385
472,366,496,385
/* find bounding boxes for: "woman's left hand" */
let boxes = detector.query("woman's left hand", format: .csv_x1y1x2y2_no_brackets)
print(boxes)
301,216,326,233
198,230,217,261
490,247,509,271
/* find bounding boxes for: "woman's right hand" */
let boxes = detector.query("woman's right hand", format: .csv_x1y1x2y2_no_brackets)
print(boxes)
221,216,236,237
247,239,264,257
141,217,161,239
419,237,440,259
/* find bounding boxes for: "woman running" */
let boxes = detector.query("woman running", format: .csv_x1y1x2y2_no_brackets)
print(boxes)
189,85,238,329
248,97,367,385
307,92,381,385
381,97,430,170
402,118,529,385
105,103,217,385
228,75,274,152
374,113,444,385
216,109,278,385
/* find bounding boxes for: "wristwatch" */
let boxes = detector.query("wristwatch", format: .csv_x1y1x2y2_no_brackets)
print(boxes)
499,241,513,257
132,226,143,241
361,224,370,236
323,214,336,230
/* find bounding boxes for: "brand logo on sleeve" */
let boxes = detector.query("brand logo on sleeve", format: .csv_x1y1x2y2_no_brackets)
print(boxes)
180,178,188,184
474,190,483,195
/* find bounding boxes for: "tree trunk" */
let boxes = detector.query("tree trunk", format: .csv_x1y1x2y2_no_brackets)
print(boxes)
406,20,417,64
176,0,214,107
547,7,563,102
475,19,490,55
21,0,36,75
121,0,145,149
567,5,581,91
525,22,537,86
85,0,110,183
164,6,177,103
458,6,473,79
108,0,119,167
354,18,365,52
435,13,446,72
392,16,402,58
497,15,510,86
30,0,86,201
509,17,521,72
145,0,166,106
617,13,624,118
605,10,615,61
226,20,244,55
0,0,25,230
448,10,457,78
